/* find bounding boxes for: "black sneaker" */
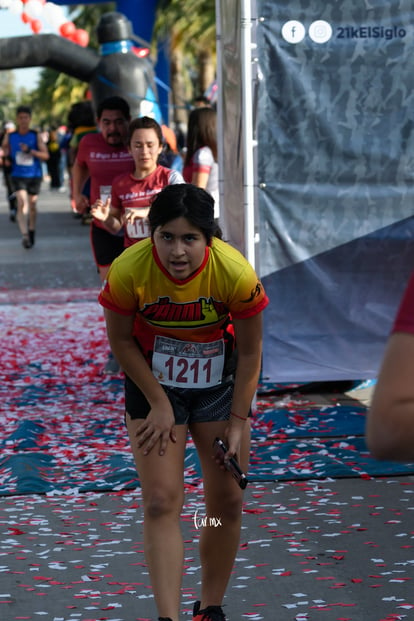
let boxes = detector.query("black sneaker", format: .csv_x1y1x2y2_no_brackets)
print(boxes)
193,600,226,621
22,235,32,249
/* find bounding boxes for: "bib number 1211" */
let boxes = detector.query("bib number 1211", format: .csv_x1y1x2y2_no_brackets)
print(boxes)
152,336,225,388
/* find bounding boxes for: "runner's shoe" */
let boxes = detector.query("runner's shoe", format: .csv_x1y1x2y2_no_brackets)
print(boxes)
22,234,32,249
193,600,226,621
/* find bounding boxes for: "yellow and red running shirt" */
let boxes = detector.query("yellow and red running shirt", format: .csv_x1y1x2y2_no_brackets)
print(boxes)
99,237,269,387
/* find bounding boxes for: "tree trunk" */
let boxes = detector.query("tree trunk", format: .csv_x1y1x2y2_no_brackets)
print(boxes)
198,48,215,94
170,46,188,131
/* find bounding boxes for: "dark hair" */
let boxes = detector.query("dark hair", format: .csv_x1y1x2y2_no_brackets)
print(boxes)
194,95,211,106
16,105,31,116
68,101,95,130
149,184,221,243
184,107,217,167
96,96,130,120
127,116,163,145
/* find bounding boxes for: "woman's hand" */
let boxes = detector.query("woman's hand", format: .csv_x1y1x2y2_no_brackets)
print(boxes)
135,404,177,456
223,416,246,462
104,309,176,457
90,197,111,222
124,210,139,225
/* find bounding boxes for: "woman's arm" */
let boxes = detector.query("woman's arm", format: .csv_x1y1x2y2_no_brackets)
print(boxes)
191,170,209,189
104,309,176,455
1,133,9,157
224,313,263,458
71,159,91,213
366,331,414,461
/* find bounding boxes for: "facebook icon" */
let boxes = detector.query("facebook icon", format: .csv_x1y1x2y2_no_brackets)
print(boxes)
282,20,306,43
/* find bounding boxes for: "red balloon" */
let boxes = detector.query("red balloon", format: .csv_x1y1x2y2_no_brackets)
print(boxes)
60,21,76,38
21,12,30,24
73,28,89,47
31,19,42,34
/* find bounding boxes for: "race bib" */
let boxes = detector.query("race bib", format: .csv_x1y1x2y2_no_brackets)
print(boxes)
152,336,225,388
125,208,151,239
100,185,112,202
16,151,34,166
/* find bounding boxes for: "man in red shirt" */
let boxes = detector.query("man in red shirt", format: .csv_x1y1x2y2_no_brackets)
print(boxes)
72,96,134,281
72,96,134,373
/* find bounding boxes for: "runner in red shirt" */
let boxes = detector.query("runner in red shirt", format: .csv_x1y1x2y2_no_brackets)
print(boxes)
72,96,134,373
72,96,134,281
91,117,184,247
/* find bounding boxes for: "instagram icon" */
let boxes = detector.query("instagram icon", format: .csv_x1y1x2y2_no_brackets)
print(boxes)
309,20,333,43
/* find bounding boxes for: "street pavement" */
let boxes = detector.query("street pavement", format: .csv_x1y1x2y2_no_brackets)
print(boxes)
0,181,97,290
0,180,413,621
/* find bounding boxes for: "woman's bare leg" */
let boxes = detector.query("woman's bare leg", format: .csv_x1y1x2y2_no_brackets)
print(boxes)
190,419,251,609
127,415,188,621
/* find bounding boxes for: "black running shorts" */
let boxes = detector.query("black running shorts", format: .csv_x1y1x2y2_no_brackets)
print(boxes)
11,176,42,196
124,374,236,424
91,222,125,268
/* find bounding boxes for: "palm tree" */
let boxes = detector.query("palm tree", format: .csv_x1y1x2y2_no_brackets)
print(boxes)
0,70,16,122
154,0,216,128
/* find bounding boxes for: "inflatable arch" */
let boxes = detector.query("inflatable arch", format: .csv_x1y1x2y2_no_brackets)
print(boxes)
0,1,164,120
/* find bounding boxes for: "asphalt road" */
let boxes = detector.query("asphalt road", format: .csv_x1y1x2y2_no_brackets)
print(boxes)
0,179,98,290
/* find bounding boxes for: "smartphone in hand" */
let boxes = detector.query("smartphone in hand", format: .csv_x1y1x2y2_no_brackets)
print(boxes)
213,437,248,489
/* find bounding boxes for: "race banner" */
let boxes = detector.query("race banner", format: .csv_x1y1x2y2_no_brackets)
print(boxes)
222,0,414,381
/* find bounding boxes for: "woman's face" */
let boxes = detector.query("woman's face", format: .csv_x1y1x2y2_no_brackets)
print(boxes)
129,128,163,176
153,217,207,280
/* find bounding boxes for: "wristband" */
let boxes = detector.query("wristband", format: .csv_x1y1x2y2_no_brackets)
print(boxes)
230,411,247,421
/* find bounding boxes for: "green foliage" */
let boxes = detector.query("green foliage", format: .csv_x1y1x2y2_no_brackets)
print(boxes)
0,71,16,122
0,70,15,94
155,0,215,58
154,0,216,119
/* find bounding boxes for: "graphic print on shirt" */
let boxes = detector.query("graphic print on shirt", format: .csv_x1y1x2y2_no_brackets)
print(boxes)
241,282,265,303
141,295,228,329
